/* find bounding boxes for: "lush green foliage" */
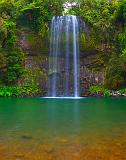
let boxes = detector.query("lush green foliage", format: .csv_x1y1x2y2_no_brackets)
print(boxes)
118,88,126,95
0,48,25,85
89,85,112,96
15,0,65,36
75,0,126,90
89,85,126,96
0,85,41,97
0,0,65,96
6,48,25,84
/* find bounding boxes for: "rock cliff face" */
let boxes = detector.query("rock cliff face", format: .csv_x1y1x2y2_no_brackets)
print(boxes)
18,28,49,96
18,27,105,96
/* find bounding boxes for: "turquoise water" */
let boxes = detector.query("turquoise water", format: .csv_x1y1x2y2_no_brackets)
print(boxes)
0,97,126,159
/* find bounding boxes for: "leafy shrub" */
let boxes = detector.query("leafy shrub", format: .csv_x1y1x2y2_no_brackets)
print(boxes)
105,53,126,89
89,85,112,96
118,88,126,95
6,48,25,84
0,85,41,97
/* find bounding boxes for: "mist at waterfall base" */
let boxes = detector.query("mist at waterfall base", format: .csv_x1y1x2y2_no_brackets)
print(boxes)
47,15,80,98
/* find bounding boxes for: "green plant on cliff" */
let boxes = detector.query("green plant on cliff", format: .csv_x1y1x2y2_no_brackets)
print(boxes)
105,0,126,89
77,0,126,90
6,48,25,85
77,0,114,44
89,85,112,96
118,88,126,95
0,85,40,97
0,52,7,84
15,0,65,37
104,52,125,89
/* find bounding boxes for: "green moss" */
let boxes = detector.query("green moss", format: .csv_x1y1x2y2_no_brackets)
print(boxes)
25,33,35,43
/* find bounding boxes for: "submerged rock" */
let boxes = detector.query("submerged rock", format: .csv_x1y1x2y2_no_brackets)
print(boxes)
21,135,32,140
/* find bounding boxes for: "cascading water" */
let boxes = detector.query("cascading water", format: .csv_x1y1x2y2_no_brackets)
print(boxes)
48,15,80,98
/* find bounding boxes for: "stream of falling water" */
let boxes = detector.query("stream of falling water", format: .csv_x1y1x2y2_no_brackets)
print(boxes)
48,15,80,97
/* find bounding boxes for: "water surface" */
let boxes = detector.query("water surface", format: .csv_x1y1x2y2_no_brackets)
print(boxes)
0,97,126,160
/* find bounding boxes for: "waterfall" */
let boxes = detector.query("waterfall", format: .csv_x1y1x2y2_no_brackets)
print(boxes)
48,15,80,97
